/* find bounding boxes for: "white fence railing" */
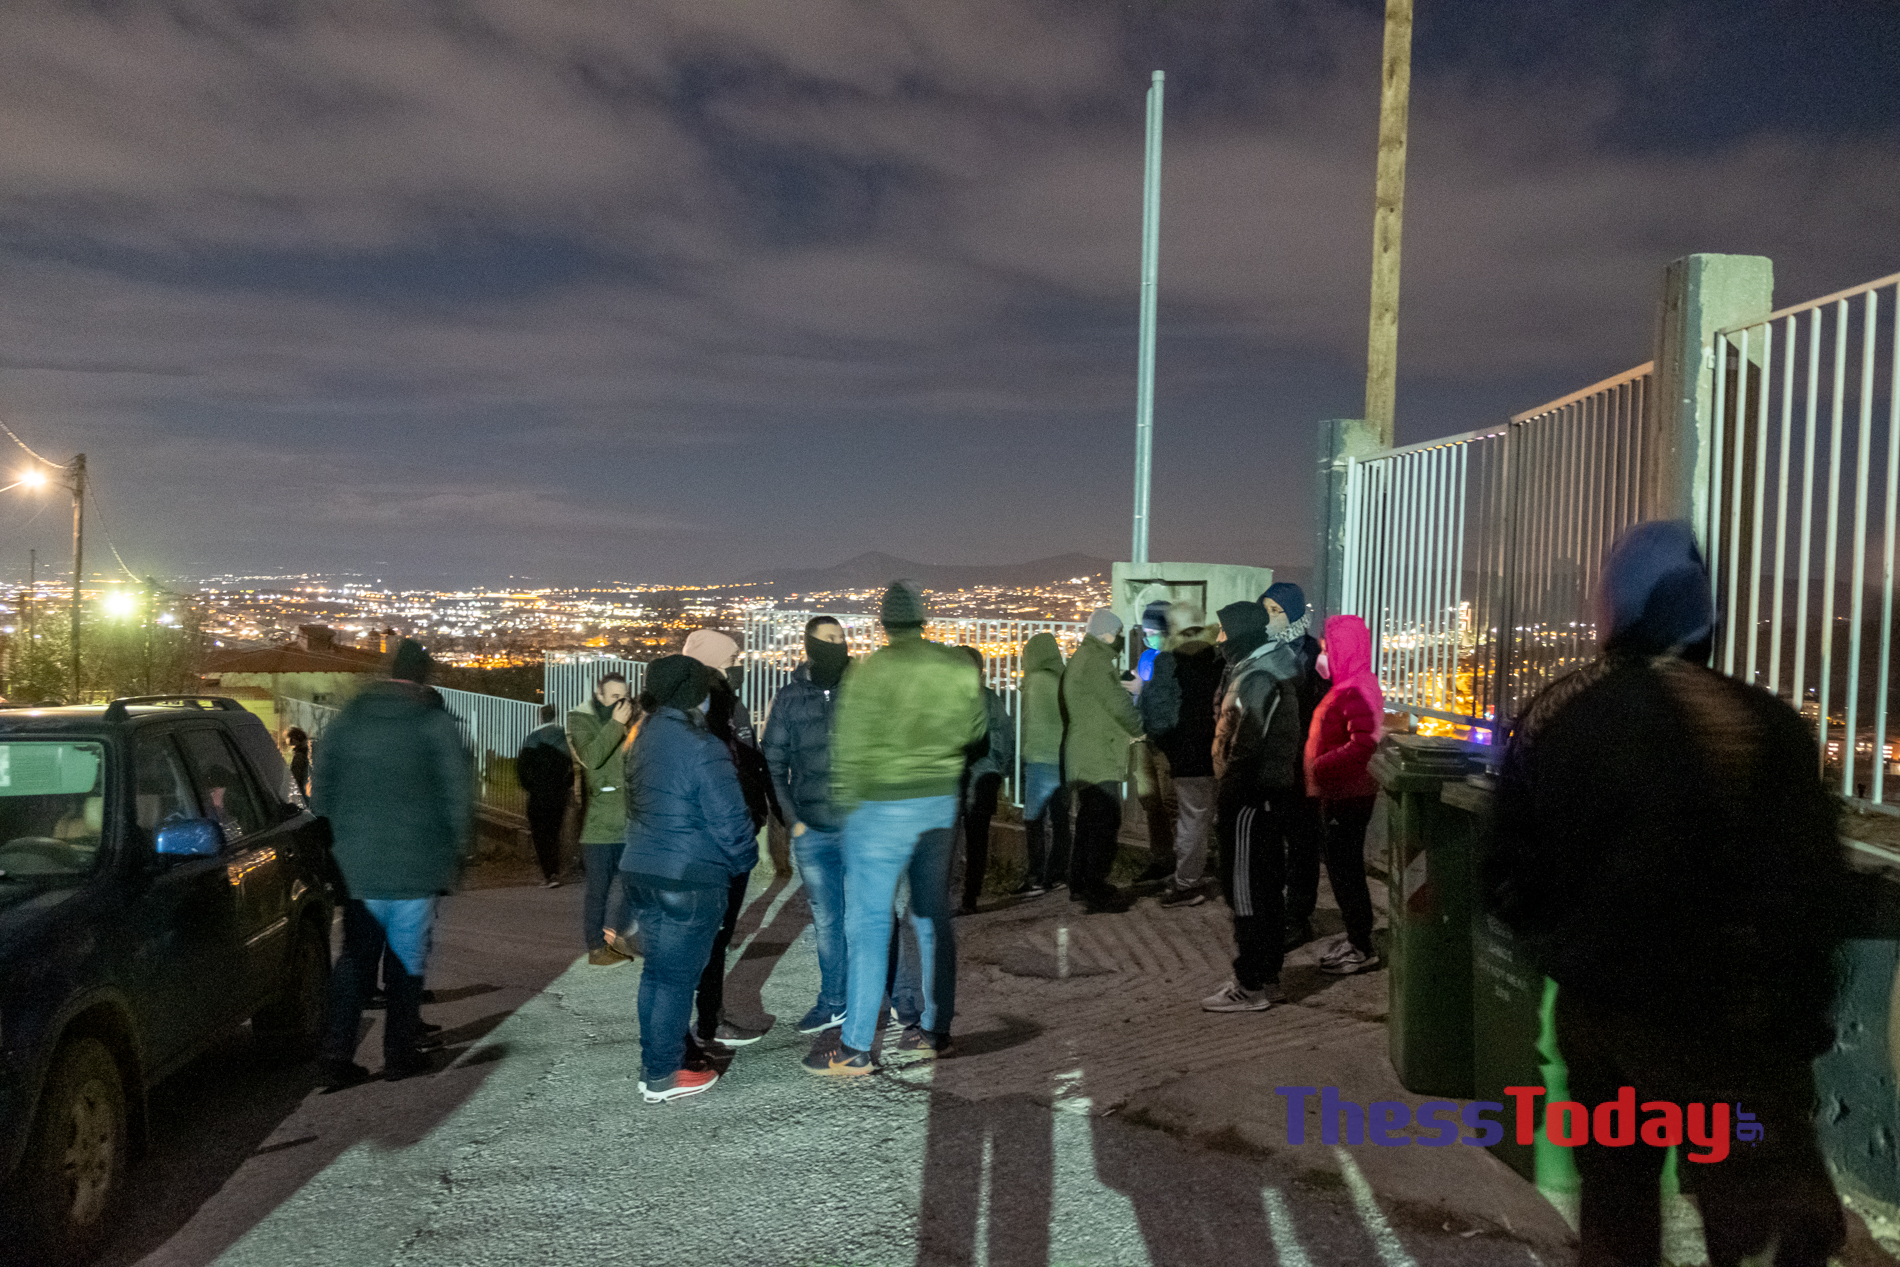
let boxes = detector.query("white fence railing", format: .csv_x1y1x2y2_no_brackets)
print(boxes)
1704,270,1900,803
1341,361,1658,739
741,610,1087,804
433,685,543,816
544,653,646,719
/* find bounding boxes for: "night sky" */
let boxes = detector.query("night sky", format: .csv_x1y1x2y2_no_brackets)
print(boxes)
0,0,1895,587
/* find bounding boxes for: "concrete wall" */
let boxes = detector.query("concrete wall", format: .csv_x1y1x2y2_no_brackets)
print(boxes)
213,670,370,706
1110,561,1276,644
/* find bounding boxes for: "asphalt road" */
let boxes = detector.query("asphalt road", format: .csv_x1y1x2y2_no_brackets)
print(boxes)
94,870,1564,1267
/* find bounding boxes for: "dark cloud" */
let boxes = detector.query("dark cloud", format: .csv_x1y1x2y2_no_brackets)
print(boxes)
0,0,1894,584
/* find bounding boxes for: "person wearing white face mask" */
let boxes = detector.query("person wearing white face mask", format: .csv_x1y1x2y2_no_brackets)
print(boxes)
1138,602,1221,907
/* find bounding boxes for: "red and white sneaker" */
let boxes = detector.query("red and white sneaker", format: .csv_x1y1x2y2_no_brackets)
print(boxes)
640,1067,719,1103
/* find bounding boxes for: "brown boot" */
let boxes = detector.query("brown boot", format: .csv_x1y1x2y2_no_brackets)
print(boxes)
587,946,625,966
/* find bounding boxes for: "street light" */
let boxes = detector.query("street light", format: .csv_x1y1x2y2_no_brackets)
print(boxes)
8,456,86,702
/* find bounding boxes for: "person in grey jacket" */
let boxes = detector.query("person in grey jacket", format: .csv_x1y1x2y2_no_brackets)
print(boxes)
619,655,758,1104
761,616,852,1035
315,640,472,1088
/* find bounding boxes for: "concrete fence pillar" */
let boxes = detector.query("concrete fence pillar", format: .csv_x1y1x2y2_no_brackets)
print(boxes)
1313,417,1385,624
1650,253,1774,537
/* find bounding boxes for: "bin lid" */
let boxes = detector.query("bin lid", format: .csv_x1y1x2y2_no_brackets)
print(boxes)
1380,733,1484,777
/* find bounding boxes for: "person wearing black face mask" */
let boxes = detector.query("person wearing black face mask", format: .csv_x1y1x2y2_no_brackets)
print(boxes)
682,627,784,1051
762,617,854,1037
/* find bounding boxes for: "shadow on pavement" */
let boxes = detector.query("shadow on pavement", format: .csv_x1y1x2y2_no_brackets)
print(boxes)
86,882,584,1267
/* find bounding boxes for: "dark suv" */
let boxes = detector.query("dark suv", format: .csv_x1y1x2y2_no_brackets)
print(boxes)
0,697,335,1263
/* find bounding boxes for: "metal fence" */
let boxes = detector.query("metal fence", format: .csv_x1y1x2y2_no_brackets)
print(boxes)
741,610,1088,804
433,685,544,816
1703,271,1900,804
276,694,341,741
1341,362,1658,739
544,653,646,718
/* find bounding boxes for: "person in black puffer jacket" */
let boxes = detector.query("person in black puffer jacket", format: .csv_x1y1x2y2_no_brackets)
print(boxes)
1261,582,1328,948
761,617,853,1035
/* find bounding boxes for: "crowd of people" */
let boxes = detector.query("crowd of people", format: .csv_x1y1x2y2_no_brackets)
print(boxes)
305,574,1390,1101
299,525,1857,1266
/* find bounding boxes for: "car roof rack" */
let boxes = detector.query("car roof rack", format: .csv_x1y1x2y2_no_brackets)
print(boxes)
102,695,250,723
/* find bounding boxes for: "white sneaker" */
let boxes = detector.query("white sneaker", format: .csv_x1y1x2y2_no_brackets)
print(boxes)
1201,980,1273,1012
1320,944,1376,975
1316,934,1354,964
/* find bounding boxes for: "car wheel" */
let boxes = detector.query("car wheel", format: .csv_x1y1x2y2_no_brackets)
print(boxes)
252,920,331,1060
4,1036,128,1265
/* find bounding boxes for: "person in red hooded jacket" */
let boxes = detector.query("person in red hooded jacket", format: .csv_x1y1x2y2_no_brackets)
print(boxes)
1302,614,1383,975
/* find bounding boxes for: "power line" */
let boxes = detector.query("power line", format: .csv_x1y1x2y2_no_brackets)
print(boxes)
0,417,59,468
85,485,142,581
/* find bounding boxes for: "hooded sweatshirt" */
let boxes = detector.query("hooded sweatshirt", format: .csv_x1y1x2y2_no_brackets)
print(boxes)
1304,615,1384,800
1020,633,1066,766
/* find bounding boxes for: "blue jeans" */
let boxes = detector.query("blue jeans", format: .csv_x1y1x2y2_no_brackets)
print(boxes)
793,826,847,1014
627,882,728,1082
321,897,436,1066
842,796,958,1052
1022,762,1072,887
583,841,635,949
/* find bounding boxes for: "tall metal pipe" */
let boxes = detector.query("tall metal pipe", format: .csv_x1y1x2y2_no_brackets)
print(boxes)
1131,70,1164,565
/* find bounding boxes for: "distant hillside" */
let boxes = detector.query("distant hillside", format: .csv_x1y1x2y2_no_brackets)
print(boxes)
743,551,1112,597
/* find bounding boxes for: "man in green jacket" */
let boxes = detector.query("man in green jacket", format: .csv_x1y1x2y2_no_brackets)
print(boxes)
316,640,472,1087
567,671,637,964
1061,608,1143,913
805,581,986,1076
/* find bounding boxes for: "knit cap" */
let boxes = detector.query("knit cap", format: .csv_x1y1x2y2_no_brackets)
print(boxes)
682,628,740,669
646,655,710,712
1085,607,1123,640
1263,582,1307,625
881,580,929,628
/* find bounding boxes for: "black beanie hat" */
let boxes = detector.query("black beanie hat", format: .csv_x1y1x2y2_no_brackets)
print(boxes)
1217,601,1270,661
881,580,928,628
390,639,434,683
645,654,710,712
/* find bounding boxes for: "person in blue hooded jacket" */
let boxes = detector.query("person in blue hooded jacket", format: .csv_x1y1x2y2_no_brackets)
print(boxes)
619,655,758,1105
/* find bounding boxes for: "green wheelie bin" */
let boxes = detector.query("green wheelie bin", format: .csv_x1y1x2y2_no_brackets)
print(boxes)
1369,733,1486,1099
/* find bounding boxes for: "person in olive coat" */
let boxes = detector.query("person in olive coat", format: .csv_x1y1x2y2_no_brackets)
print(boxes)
1059,608,1142,913
567,671,637,963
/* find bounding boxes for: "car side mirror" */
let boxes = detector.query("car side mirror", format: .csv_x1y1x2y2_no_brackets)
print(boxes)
156,819,224,859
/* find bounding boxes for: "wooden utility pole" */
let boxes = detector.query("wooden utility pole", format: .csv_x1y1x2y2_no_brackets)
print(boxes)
1364,0,1414,447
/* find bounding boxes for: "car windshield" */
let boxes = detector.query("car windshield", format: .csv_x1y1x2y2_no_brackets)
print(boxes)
0,740,109,878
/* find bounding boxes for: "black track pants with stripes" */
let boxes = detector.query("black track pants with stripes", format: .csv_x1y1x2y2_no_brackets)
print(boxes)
1216,780,1289,991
